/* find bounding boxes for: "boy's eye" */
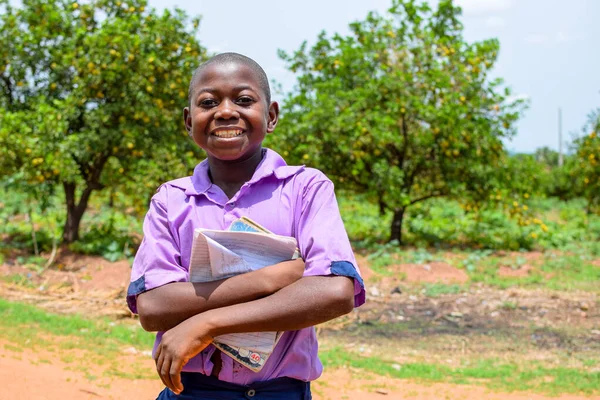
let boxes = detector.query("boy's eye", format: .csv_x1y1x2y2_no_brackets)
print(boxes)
236,96,254,105
199,98,217,107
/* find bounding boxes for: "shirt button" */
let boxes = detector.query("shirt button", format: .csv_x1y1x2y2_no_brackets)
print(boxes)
246,389,256,397
230,201,236,208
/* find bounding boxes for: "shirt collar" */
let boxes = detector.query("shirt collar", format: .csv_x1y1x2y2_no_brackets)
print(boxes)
182,148,304,196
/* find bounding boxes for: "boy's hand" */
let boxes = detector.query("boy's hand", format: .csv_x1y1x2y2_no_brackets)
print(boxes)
154,315,214,395
258,258,305,294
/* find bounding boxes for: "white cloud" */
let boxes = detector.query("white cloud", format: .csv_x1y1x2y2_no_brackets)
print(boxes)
555,31,569,43
455,0,514,16
485,16,506,29
555,31,584,43
525,31,584,46
525,33,547,45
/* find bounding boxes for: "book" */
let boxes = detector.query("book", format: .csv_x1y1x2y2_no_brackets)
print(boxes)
189,217,300,371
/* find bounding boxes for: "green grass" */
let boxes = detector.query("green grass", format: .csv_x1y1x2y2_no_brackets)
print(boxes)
0,299,156,380
364,246,445,277
463,252,600,292
338,194,600,251
0,294,598,394
0,188,142,261
421,283,464,297
1,273,37,288
0,299,154,349
321,347,600,395
2,187,599,258
541,255,600,291
362,245,600,293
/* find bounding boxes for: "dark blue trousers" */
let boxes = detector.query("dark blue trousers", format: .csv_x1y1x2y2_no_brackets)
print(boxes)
156,373,312,400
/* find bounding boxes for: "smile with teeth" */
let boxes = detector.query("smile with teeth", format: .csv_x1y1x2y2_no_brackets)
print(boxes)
212,129,244,138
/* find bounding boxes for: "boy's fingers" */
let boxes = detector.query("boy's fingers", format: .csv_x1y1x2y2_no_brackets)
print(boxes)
155,351,170,390
155,347,164,371
170,360,184,394
154,343,162,361
160,356,175,393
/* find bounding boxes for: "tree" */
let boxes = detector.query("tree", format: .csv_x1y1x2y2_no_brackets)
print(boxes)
273,0,526,244
0,0,206,242
572,109,600,213
534,147,560,168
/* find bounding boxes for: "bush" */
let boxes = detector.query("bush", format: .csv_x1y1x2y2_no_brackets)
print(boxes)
1,188,142,261
338,192,390,246
339,193,599,251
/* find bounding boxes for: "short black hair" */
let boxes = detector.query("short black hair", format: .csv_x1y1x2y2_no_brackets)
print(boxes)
188,52,271,106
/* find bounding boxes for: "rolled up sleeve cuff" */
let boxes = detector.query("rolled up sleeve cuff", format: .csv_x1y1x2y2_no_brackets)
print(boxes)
126,276,146,314
126,269,188,314
330,261,366,307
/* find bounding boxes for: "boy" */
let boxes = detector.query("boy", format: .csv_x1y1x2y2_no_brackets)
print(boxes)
127,52,365,399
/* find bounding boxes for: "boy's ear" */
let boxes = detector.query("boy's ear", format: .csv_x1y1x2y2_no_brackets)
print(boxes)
183,107,192,135
267,101,279,133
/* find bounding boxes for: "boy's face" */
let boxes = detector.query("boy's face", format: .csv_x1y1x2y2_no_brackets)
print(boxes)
184,61,278,162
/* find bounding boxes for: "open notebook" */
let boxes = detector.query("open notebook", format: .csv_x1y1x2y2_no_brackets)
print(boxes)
189,217,300,371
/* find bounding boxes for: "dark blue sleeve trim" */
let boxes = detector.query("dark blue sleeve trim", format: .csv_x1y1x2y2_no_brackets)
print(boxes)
126,275,146,314
330,261,364,289
128,275,146,296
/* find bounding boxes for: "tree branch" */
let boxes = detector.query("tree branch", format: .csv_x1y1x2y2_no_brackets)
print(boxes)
399,114,409,169
1,74,14,108
409,192,446,206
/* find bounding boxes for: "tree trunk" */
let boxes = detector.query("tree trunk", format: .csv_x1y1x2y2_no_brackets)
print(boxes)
62,154,109,243
26,207,39,256
390,207,405,244
378,197,386,217
109,186,115,208
62,182,94,243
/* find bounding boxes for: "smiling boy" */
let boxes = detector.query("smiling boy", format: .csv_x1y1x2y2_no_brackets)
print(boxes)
127,53,365,399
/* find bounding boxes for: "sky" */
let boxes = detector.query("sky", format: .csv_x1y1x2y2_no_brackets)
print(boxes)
149,0,600,153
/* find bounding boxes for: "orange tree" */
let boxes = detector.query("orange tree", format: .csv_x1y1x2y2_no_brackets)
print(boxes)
274,0,526,244
0,0,206,242
573,109,600,213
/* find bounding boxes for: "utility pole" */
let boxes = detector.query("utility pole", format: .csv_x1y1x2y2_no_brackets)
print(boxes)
558,107,563,167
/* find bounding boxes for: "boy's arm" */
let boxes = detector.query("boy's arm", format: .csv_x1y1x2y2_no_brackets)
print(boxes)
156,275,354,394
136,257,304,332
198,275,355,334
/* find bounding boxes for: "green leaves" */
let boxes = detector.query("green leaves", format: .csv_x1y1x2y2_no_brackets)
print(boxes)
0,0,207,241
572,110,600,213
272,0,526,243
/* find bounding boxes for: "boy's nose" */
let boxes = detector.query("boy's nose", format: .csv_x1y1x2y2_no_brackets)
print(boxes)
214,99,239,120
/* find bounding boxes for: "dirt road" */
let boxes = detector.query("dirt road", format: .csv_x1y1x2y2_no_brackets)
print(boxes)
0,339,594,400
1,250,598,399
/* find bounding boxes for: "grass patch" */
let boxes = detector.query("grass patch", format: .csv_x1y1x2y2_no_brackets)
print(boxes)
1,273,37,289
421,283,464,297
4,343,23,352
0,299,156,380
462,252,600,292
0,299,154,349
321,347,600,395
361,244,600,293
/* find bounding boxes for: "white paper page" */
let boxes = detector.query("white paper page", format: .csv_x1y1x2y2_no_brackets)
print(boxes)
189,229,298,354
190,231,250,281
199,230,297,275
189,229,210,282
206,236,249,279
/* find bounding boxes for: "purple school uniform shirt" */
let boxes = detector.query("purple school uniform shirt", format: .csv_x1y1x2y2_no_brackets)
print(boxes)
127,148,365,385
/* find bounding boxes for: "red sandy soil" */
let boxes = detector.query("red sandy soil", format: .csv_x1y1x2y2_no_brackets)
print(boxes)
0,339,594,400
1,249,598,399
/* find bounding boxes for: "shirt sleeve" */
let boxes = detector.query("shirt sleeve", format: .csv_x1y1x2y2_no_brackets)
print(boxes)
127,186,188,313
294,177,366,307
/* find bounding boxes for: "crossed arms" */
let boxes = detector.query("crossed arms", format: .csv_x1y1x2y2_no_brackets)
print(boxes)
136,258,355,394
